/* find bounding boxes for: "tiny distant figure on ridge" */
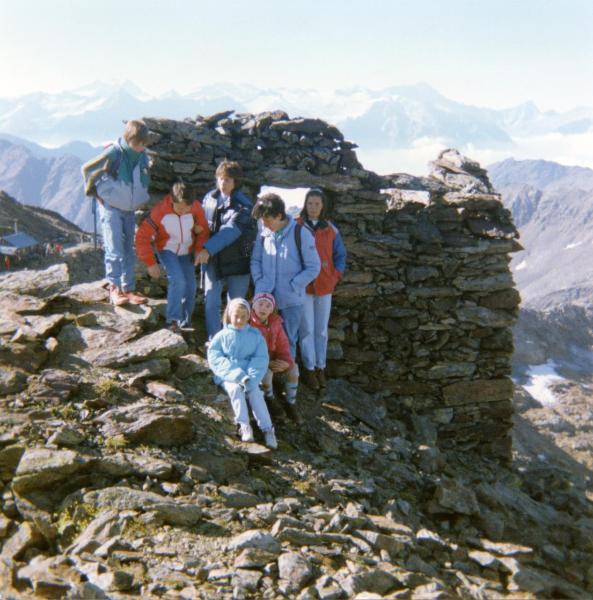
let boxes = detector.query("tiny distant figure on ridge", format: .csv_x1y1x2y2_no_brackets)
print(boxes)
207,298,277,449
297,188,347,390
194,160,256,341
251,193,320,381
135,182,209,333
81,119,151,307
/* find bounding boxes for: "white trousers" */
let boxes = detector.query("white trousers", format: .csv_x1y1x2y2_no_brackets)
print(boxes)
223,381,273,432
298,293,332,370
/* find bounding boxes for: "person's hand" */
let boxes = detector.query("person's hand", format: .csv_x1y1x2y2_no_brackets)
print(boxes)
193,224,204,234
147,264,161,279
269,359,290,372
195,249,210,264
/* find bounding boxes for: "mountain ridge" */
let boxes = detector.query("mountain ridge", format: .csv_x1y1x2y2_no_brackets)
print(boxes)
489,158,593,309
1,81,591,151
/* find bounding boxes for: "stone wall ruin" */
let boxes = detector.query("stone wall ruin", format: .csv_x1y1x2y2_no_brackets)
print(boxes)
142,111,520,461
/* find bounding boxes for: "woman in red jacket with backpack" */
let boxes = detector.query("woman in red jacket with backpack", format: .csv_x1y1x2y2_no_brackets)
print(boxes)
297,188,347,390
135,182,209,332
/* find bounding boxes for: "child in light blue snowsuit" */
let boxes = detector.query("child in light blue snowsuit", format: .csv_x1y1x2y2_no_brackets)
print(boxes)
207,298,277,449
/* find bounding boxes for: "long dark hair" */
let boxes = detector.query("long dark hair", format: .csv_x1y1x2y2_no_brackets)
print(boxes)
300,188,329,222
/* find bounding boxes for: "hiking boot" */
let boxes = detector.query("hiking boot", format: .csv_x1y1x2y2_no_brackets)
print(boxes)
265,394,284,418
124,290,148,305
264,428,278,449
168,321,181,334
285,402,304,425
109,285,129,306
301,368,320,390
315,368,327,388
239,423,254,442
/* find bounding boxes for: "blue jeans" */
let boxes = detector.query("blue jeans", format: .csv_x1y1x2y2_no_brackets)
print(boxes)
299,293,332,369
157,251,197,326
203,261,250,339
99,202,136,291
279,304,304,361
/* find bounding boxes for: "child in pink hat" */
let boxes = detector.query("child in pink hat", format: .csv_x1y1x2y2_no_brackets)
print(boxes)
250,292,301,421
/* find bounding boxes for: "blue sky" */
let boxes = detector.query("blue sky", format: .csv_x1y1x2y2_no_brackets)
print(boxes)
0,0,591,110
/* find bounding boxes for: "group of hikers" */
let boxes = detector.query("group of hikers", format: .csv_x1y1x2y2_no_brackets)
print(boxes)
82,119,347,450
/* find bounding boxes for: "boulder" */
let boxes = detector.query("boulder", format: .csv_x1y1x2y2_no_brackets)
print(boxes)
278,552,314,592
84,328,188,367
0,263,69,297
82,486,202,526
228,529,281,554
96,400,194,446
12,448,94,495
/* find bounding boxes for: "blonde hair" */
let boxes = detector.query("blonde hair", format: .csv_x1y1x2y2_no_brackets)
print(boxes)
222,298,251,325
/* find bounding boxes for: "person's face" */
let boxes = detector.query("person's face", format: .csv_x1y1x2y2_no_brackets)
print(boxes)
129,140,146,152
253,298,274,322
217,175,235,197
305,194,323,220
172,201,192,216
262,214,285,232
229,306,249,329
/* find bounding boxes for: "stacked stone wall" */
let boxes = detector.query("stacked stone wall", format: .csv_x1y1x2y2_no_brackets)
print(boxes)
142,112,520,460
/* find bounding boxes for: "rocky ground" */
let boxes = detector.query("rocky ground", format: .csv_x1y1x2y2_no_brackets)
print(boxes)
514,379,593,473
0,261,592,599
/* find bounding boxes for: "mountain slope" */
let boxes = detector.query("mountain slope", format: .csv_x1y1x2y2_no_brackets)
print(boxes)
0,190,84,242
489,158,593,308
0,139,93,231
0,133,100,162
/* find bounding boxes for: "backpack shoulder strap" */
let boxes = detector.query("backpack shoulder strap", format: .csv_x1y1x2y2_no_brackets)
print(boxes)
146,216,159,233
108,144,123,178
294,223,304,270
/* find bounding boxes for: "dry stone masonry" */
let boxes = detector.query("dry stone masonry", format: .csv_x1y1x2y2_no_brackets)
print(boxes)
144,112,521,461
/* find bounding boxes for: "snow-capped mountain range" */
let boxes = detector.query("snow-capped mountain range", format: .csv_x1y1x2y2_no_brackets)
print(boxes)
1,80,591,152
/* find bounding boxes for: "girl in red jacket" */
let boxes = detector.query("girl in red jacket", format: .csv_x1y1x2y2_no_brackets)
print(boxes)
297,188,347,390
250,292,301,418
135,182,209,332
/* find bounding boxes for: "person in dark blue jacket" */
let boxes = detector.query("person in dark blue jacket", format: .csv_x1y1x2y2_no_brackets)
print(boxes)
195,161,255,340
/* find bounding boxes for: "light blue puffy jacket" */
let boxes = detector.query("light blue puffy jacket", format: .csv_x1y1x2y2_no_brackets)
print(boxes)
207,324,269,391
251,216,321,309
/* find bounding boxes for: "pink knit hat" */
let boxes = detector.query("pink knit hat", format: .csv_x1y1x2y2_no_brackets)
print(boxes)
252,292,276,311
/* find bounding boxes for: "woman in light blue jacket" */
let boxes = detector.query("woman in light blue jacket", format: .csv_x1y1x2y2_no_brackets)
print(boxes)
207,298,277,449
251,193,320,361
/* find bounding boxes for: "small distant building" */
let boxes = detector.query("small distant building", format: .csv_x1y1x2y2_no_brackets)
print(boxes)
0,232,40,257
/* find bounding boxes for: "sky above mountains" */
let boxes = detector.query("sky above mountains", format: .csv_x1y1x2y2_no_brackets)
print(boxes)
0,0,591,112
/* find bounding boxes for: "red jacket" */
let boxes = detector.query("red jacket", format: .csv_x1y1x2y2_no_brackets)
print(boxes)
250,312,295,366
135,195,209,267
297,218,345,296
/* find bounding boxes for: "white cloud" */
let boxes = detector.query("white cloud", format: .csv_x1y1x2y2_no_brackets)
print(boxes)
356,131,593,175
